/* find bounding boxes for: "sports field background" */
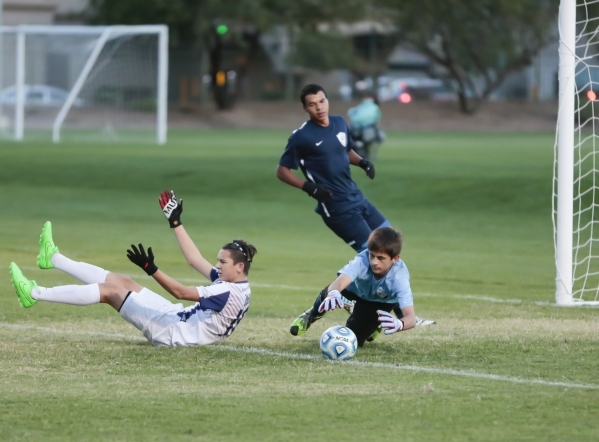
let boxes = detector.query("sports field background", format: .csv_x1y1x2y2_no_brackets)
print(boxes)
1,130,598,441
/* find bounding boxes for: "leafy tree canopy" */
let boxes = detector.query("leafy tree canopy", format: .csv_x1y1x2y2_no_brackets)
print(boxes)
374,0,559,113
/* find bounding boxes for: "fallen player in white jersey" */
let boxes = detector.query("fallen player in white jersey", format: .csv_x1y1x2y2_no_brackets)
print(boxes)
9,191,257,347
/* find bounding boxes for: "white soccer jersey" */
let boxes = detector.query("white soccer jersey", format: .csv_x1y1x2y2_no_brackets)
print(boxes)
177,268,251,339
120,268,251,346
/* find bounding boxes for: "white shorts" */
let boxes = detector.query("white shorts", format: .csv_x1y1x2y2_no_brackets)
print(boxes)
119,288,221,347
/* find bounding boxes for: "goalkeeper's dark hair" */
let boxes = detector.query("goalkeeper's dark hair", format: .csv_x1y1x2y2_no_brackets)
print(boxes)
367,227,402,258
222,239,257,274
300,84,327,106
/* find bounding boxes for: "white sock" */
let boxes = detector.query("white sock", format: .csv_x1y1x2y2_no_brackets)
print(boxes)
32,283,101,306
51,253,109,284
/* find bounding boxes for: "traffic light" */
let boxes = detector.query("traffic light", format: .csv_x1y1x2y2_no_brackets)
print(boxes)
216,24,228,35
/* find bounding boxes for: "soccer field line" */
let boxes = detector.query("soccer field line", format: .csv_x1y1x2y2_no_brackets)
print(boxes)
19,266,588,306
137,275,528,305
218,345,599,390
20,266,521,304
2,322,597,391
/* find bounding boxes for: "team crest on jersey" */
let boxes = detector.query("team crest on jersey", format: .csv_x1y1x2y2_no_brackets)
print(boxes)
336,132,347,147
376,288,388,299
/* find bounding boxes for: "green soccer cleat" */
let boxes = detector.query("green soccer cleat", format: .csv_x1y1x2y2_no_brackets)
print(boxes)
37,221,59,269
367,325,383,342
290,308,321,336
9,262,38,308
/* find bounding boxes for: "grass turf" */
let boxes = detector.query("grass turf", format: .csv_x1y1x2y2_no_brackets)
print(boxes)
1,130,598,441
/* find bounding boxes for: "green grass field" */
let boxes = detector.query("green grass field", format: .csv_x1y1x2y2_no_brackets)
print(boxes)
1,130,598,441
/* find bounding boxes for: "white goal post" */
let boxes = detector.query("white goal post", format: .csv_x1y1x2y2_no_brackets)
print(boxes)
554,0,599,305
0,25,168,144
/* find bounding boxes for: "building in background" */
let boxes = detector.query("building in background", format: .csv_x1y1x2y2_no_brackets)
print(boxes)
3,0,87,26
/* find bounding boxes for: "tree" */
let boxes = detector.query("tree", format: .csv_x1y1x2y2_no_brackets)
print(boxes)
290,31,356,71
89,0,365,109
374,0,559,113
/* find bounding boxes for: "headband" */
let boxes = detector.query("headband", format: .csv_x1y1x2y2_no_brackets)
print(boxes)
233,242,251,263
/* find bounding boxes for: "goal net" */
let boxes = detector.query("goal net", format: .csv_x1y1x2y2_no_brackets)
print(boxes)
0,25,168,144
554,0,599,305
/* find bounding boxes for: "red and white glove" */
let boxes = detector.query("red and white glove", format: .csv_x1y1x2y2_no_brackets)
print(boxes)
158,190,183,228
377,310,404,335
318,290,344,313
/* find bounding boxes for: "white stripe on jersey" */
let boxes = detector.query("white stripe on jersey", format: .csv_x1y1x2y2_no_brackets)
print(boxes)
292,121,308,134
300,159,331,216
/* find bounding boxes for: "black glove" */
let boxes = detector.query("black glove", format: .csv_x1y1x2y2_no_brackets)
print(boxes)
126,243,158,276
159,190,183,228
359,159,375,179
302,181,333,202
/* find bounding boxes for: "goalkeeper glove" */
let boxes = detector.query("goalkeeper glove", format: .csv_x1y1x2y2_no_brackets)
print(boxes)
126,243,158,276
159,190,183,228
318,290,344,313
359,159,375,179
302,181,333,203
377,310,404,334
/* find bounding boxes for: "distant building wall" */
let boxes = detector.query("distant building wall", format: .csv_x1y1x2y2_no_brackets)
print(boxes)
4,1,56,25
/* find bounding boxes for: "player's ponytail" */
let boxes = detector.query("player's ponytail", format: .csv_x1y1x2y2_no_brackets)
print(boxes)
222,239,257,275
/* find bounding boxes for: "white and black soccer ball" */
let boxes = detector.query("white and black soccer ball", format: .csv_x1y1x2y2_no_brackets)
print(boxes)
320,325,358,361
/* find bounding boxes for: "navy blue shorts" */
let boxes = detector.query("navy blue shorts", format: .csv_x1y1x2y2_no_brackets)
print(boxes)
320,199,390,252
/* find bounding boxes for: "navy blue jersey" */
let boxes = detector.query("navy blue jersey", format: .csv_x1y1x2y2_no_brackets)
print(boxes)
279,116,366,215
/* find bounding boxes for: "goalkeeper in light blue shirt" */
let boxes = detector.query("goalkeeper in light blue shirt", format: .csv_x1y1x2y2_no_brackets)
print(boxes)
290,227,417,347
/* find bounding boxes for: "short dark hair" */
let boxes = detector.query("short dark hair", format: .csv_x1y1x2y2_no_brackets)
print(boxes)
367,227,402,258
300,84,327,106
222,239,257,275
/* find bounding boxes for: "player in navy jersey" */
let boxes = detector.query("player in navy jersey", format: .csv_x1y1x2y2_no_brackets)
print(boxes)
277,83,383,253
290,227,416,347
9,191,256,347
278,84,435,328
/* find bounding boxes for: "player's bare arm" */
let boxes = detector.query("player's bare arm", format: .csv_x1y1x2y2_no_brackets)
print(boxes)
276,165,305,189
151,270,200,302
126,243,200,301
173,225,213,280
328,274,352,293
277,164,333,202
348,149,364,166
158,190,213,280
397,305,416,330
349,149,375,179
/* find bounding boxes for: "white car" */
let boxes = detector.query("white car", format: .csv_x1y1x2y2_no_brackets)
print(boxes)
0,85,84,107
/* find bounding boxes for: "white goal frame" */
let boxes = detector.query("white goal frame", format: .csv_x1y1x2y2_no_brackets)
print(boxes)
554,0,599,306
0,25,168,144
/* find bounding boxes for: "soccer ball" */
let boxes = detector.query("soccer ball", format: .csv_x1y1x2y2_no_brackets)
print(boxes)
320,325,358,361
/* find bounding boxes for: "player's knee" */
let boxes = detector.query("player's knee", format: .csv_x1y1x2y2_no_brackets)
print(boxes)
99,282,130,310
106,273,142,292
100,282,127,297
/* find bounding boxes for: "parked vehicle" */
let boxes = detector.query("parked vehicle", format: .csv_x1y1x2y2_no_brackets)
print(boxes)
0,85,84,107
